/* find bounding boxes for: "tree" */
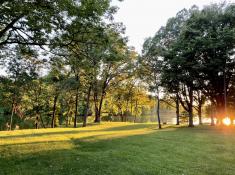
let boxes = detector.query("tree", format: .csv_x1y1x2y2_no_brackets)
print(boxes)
141,36,164,129
1,47,39,129
49,0,123,127
180,3,235,124
194,90,206,125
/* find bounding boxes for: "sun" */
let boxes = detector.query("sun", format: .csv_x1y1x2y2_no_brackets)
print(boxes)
222,117,231,126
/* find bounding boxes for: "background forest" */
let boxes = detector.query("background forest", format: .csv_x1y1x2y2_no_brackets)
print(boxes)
0,1,235,130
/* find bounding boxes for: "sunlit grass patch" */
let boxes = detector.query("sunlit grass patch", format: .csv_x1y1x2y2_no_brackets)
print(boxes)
1,123,235,175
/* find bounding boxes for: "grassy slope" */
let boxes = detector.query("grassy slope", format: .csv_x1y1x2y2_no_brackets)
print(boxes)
0,122,235,175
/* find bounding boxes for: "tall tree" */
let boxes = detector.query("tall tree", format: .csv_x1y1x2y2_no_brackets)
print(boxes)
180,3,235,123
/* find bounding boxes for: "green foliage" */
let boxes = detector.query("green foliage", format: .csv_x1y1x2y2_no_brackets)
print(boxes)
142,2,235,125
1,1,235,129
0,0,73,46
0,0,133,129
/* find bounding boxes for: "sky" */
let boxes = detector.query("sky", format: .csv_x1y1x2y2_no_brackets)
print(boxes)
112,0,229,54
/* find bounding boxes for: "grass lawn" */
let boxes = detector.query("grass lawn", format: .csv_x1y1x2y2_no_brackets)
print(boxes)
0,122,235,175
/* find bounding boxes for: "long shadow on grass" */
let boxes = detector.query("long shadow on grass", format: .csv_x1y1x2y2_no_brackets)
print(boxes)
2,126,235,175
0,127,118,139
1,126,235,175
0,130,97,139
102,123,156,131
0,129,181,175
0,123,156,140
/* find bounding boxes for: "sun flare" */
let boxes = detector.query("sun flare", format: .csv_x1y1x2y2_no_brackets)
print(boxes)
222,117,231,126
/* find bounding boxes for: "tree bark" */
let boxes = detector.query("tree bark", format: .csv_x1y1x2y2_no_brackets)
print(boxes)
83,85,91,127
96,94,104,123
94,79,108,123
188,88,194,127
0,14,24,38
35,115,39,129
198,104,202,125
74,74,79,128
156,90,162,129
94,102,100,123
131,96,133,116
51,95,58,128
10,103,15,131
93,82,100,123
134,99,138,123
176,93,180,125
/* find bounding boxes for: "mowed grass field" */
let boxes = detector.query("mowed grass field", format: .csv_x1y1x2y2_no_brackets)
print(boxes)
0,122,235,175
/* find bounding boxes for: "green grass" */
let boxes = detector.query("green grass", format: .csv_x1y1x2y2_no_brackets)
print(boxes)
1,122,235,175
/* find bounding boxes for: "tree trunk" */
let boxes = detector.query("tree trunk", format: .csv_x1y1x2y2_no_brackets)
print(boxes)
176,93,180,125
94,107,100,123
94,80,107,123
156,90,162,129
10,103,15,131
92,71,111,123
197,91,203,125
83,85,91,127
188,88,194,127
134,99,138,123
131,96,133,116
35,104,45,128
198,104,202,125
93,85,100,123
74,88,79,128
74,74,79,128
96,94,104,123
35,115,39,129
51,95,58,128
125,100,129,121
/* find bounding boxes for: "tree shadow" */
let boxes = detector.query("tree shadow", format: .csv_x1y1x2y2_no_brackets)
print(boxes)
0,131,170,174
2,126,235,175
0,123,156,140
0,130,98,139
101,123,156,131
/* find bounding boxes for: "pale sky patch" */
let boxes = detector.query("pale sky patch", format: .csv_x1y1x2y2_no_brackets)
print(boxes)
112,0,229,54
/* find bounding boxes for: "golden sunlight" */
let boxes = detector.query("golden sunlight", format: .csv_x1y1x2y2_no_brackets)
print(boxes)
222,117,231,126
